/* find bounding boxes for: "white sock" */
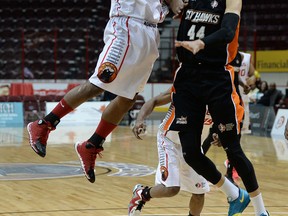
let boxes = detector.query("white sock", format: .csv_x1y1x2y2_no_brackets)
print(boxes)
219,177,239,201
251,193,267,215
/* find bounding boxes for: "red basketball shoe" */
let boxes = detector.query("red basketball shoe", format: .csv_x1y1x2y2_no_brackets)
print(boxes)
27,119,55,157
75,141,103,183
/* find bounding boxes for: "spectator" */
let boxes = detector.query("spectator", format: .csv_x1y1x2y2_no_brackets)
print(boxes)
283,80,288,100
24,67,34,79
256,80,269,101
257,82,284,107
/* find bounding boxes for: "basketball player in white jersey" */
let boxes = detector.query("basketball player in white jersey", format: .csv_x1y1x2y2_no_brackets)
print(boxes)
128,87,211,216
27,0,187,183
237,51,257,134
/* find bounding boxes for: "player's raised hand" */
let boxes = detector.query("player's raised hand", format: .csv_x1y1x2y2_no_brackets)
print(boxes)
211,133,222,147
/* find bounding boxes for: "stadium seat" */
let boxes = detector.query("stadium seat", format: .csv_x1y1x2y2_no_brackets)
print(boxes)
9,83,34,96
6,95,23,102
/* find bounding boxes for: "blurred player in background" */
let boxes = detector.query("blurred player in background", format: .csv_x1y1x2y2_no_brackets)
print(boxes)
128,87,211,216
237,51,257,134
27,0,186,183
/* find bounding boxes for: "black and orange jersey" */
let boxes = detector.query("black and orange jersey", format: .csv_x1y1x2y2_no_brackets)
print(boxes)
176,0,239,65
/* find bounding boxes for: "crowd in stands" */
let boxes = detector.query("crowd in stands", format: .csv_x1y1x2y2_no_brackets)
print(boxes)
248,78,288,113
0,0,287,81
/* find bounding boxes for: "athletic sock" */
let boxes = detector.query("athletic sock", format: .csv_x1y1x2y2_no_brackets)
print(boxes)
44,99,73,127
44,113,60,128
219,177,239,201
88,118,117,148
251,193,267,215
88,133,105,148
95,118,117,138
142,187,152,201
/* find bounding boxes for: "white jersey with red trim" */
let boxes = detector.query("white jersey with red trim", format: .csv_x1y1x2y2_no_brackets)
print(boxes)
238,52,251,86
110,0,164,24
89,1,167,99
238,52,251,133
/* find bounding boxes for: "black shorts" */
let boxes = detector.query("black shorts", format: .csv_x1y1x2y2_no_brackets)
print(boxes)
169,63,244,147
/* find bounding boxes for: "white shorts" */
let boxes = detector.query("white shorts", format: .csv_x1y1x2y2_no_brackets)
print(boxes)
89,16,160,99
155,130,210,194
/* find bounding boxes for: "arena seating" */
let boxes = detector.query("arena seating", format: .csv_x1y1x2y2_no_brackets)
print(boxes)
240,0,288,50
0,0,287,80
0,0,110,80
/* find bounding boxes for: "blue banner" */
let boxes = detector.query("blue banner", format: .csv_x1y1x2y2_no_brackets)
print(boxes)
0,102,24,127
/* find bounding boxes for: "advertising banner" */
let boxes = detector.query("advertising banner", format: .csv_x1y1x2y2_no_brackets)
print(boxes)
255,50,288,72
271,109,288,136
271,135,288,161
249,104,275,135
0,102,24,146
46,101,112,144
46,101,110,125
0,102,24,127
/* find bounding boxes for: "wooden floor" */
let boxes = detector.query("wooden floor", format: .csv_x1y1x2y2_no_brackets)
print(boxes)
0,120,288,216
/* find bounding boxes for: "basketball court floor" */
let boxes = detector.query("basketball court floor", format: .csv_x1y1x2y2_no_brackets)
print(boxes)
0,117,287,216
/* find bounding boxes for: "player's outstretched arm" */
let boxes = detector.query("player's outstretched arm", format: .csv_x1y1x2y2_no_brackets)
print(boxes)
132,88,172,139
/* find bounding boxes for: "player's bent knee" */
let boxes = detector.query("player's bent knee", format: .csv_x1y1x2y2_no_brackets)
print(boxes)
164,186,180,196
116,96,136,109
192,193,205,201
80,82,104,98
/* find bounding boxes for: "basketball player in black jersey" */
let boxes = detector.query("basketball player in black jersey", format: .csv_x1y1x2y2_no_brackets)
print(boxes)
169,0,269,215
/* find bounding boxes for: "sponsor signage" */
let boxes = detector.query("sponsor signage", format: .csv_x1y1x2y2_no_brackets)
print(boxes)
271,109,288,136
0,102,24,127
46,101,112,144
271,135,288,161
255,50,288,72
46,101,110,125
249,104,275,135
